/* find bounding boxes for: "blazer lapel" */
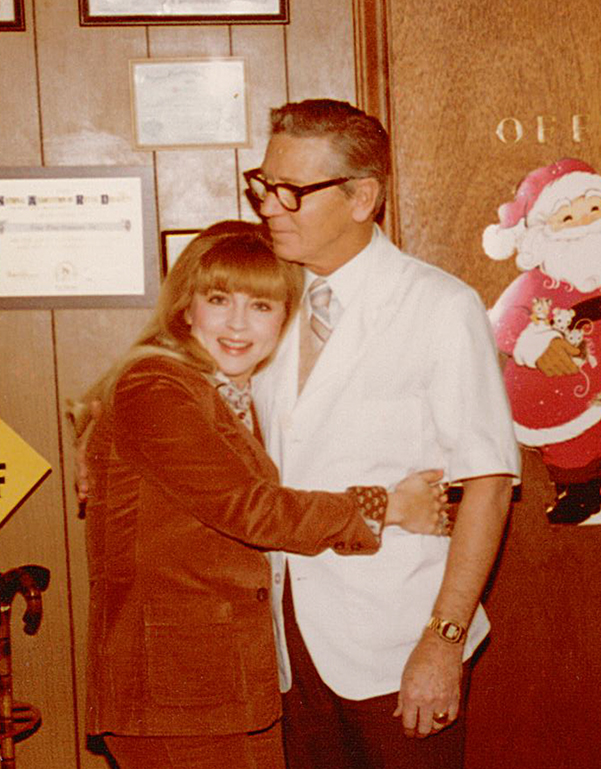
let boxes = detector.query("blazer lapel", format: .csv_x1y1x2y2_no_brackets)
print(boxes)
252,314,300,439
254,237,411,430
295,245,405,406
200,370,279,480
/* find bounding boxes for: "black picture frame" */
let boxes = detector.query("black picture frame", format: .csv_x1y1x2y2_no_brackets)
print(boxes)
0,0,25,31
160,229,202,276
78,0,289,26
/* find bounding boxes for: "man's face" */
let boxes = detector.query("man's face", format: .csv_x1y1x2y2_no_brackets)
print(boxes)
258,134,363,275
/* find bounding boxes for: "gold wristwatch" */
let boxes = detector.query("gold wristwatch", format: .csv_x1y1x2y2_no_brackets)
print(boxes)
426,615,467,644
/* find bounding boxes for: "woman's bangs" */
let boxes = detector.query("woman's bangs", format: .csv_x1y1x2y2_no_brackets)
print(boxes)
194,246,288,301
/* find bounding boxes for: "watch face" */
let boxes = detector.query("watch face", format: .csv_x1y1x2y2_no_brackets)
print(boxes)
427,616,466,643
441,621,462,641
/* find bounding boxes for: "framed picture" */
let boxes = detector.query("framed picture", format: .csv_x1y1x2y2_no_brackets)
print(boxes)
0,166,159,309
79,1,289,26
161,229,201,275
0,0,25,31
130,57,249,150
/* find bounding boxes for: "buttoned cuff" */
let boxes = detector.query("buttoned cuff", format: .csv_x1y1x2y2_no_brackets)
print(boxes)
347,485,388,544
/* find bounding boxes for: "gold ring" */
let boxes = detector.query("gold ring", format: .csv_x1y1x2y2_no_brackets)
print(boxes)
433,712,449,724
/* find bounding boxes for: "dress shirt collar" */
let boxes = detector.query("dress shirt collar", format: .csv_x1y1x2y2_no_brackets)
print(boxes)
302,225,380,311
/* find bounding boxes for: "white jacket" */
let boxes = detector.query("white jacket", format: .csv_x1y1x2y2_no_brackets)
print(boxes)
254,227,520,700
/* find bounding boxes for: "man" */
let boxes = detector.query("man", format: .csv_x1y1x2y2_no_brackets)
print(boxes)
483,157,601,524
246,99,520,769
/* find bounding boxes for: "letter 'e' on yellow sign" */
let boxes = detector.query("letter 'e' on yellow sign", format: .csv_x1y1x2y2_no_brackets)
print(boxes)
0,419,51,526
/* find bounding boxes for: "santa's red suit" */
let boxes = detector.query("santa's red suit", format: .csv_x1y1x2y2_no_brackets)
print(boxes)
490,267,601,480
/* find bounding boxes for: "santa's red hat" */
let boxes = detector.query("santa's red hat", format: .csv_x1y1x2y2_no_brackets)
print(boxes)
482,158,601,260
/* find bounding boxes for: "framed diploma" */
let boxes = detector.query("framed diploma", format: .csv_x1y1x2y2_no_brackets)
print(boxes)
79,1,289,26
130,57,249,150
0,166,159,309
0,0,25,31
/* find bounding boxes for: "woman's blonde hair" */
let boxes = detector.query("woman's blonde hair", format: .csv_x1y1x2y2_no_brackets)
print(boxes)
69,221,303,432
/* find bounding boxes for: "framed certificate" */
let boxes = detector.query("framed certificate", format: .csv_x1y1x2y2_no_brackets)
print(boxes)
79,1,289,25
0,166,159,309
0,0,25,31
130,57,249,150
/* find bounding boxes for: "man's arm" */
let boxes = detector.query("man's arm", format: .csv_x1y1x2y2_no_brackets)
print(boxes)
394,473,512,737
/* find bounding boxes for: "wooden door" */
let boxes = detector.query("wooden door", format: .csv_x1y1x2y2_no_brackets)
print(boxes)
354,2,601,767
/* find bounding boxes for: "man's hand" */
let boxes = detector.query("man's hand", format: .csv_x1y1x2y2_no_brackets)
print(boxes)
392,475,512,737
536,336,581,376
393,631,462,738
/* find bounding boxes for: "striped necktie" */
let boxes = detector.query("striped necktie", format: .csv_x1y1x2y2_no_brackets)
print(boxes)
309,277,333,344
298,277,336,394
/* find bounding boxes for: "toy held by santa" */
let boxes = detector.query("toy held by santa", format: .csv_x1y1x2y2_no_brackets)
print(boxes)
483,158,601,525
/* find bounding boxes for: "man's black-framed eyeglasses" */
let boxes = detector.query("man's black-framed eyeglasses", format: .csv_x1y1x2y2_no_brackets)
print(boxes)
243,168,350,212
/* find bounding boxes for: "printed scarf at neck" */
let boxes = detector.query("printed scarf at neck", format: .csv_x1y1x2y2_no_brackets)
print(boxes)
212,370,254,433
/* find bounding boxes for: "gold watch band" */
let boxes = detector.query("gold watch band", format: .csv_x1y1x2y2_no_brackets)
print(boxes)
426,615,467,644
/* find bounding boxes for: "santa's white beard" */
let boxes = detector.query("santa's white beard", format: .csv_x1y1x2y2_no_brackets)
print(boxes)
517,220,601,293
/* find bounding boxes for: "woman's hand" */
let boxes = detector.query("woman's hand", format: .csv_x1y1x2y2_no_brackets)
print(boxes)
71,399,103,512
385,469,450,535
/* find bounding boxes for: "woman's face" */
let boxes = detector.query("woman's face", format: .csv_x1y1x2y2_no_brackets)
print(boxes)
186,289,286,387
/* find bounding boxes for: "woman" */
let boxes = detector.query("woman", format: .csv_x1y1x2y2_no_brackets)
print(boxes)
82,221,447,769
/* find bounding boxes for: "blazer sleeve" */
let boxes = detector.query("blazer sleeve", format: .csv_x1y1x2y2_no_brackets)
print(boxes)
113,358,380,556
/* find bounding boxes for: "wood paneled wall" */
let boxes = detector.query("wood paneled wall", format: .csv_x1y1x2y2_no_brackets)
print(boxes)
0,1,356,766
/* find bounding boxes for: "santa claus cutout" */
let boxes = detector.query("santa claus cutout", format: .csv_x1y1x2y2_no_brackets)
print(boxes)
483,158,601,525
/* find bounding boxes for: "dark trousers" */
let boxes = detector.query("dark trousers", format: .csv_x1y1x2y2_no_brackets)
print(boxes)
282,575,468,769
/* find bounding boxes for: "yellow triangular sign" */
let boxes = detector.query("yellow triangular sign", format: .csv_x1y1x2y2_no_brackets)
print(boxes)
0,419,52,526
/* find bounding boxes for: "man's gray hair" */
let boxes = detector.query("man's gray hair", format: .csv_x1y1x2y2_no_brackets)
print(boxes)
270,99,390,220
